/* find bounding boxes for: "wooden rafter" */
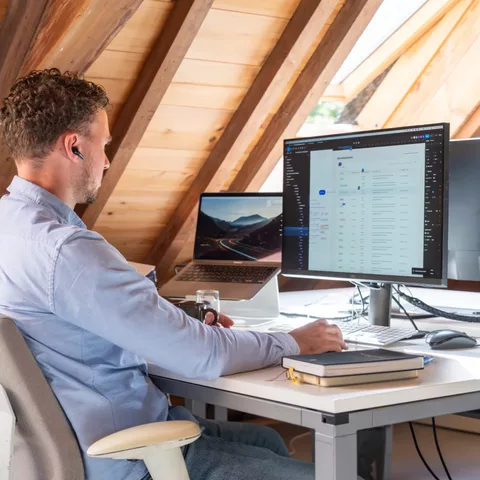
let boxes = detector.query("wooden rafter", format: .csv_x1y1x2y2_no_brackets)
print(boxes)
383,0,480,130
78,0,215,229
454,101,480,138
0,0,48,102
321,83,346,103
145,0,347,279
0,0,144,195
357,0,472,130
21,0,144,75
228,0,383,196
340,0,460,102
0,0,50,195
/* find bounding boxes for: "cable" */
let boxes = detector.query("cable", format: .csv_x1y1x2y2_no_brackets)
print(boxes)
282,284,369,322
409,422,441,480
351,280,382,291
391,286,419,331
288,432,311,456
174,264,187,275
397,286,480,323
279,311,366,322
432,417,452,480
357,285,366,314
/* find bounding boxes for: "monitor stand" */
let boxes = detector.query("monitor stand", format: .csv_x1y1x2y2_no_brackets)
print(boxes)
369,284,392,327
369,284,427,339
220,276,280,328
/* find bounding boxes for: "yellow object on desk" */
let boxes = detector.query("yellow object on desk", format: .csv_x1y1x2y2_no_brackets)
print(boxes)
286,367,419,387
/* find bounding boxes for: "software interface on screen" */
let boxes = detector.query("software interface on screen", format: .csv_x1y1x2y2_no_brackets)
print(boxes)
194,195,283,262
283,124,447,283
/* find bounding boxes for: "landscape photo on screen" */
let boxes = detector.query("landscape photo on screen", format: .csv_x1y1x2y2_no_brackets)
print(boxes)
194,196,282,261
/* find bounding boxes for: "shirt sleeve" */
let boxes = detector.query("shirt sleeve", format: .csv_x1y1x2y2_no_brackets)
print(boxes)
51,230,300,380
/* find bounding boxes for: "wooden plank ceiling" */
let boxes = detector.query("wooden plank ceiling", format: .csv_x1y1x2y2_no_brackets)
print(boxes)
88,0,315,268
82,0,383,282
1,0,480,285
0,0,144,195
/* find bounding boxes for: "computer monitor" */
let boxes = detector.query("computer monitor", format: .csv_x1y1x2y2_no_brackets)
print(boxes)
282,123,450,326
448,138,480,281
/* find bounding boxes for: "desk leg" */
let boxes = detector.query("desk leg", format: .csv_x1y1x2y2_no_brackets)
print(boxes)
315,431,357,480
214,406,228,421
185,399,207,418
376,426,393,480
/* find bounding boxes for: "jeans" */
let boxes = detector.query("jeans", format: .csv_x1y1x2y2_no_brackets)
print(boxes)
140,406,372,480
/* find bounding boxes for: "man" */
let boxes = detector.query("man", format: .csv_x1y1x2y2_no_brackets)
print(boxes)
0,70,366,480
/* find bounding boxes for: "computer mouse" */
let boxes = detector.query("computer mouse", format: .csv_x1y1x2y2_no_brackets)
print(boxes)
425,329,477,350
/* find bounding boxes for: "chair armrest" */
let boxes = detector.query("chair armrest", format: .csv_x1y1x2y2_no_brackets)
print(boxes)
87,420,201,459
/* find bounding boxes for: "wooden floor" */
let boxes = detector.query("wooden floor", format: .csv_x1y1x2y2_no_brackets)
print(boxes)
268,420,480,479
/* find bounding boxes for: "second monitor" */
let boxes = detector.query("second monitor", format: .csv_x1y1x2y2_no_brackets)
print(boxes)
282,123,450,326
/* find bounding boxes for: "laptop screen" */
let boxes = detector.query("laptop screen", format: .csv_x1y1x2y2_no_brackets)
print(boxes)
194,193,282,262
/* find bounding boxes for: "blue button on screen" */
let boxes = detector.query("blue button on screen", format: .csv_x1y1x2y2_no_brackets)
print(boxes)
319,190,326,195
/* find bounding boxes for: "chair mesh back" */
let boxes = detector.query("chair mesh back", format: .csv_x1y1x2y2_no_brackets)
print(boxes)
0,316,84,480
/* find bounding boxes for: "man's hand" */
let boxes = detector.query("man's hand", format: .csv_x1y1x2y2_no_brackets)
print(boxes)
289,319,347,354
204,312,234,328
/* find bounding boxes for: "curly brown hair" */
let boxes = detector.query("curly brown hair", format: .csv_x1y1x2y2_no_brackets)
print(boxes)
0,69,109,163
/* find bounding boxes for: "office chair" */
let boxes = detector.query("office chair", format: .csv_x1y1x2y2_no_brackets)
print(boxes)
0,315,200,480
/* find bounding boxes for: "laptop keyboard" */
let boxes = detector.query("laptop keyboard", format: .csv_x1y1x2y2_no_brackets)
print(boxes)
177,264,277,284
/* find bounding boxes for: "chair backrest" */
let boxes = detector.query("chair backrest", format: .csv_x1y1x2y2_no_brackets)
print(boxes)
0,315,84,480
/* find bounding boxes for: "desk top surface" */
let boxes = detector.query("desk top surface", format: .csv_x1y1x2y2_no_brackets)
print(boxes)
149,287,480,414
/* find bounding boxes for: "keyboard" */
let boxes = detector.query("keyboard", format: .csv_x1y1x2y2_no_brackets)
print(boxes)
270,322,416,346
177,264,277,284
341,325,417,346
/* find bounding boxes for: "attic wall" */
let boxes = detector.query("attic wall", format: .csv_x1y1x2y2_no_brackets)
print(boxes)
84,0,304,262
0,1,7,22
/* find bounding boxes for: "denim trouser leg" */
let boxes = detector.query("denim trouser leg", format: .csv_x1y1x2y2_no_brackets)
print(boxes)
183,416,315,480
140,406,370,480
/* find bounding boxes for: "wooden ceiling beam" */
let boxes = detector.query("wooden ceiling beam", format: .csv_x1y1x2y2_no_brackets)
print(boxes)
145,0,348,279
21,0,144,75
0,0,49,102
454,101,480,138
228,0,383,196
0,0,50,194
0,0,144,195
340,0,460,102
78,0,215,229
384,0,480,129
356,0,472,130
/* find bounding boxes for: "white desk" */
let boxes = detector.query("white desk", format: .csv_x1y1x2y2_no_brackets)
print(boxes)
149,288,480,480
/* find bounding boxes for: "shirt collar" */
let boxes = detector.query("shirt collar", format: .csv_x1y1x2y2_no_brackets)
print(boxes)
7,176,86,229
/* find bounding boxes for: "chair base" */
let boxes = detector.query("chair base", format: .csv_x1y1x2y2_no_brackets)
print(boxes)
145,447,189,480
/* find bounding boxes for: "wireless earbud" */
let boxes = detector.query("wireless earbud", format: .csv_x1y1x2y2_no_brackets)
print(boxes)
72,146,85,160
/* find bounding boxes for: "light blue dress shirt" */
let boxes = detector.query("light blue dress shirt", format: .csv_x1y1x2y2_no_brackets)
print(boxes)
0,176,299,480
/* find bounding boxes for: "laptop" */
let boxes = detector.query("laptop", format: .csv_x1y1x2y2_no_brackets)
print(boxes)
158,193,282,301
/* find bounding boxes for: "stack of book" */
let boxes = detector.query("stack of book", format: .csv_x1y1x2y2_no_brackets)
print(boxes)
282,349,424,387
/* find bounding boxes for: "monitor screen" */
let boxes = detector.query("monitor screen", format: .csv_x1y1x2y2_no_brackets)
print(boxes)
282,123,449,286
448,138,480,281
194,193,282,262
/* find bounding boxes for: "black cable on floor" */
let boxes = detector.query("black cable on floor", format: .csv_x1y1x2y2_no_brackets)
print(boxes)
432,417,452,480
409,422,440,480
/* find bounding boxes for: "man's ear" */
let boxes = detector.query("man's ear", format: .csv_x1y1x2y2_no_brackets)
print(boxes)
62,132,82,164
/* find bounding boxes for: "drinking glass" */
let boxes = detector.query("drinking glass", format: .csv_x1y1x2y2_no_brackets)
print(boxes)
196,290,220,325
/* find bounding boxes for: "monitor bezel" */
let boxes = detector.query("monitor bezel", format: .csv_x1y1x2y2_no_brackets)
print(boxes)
281,122,450,288
447,137,480,281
